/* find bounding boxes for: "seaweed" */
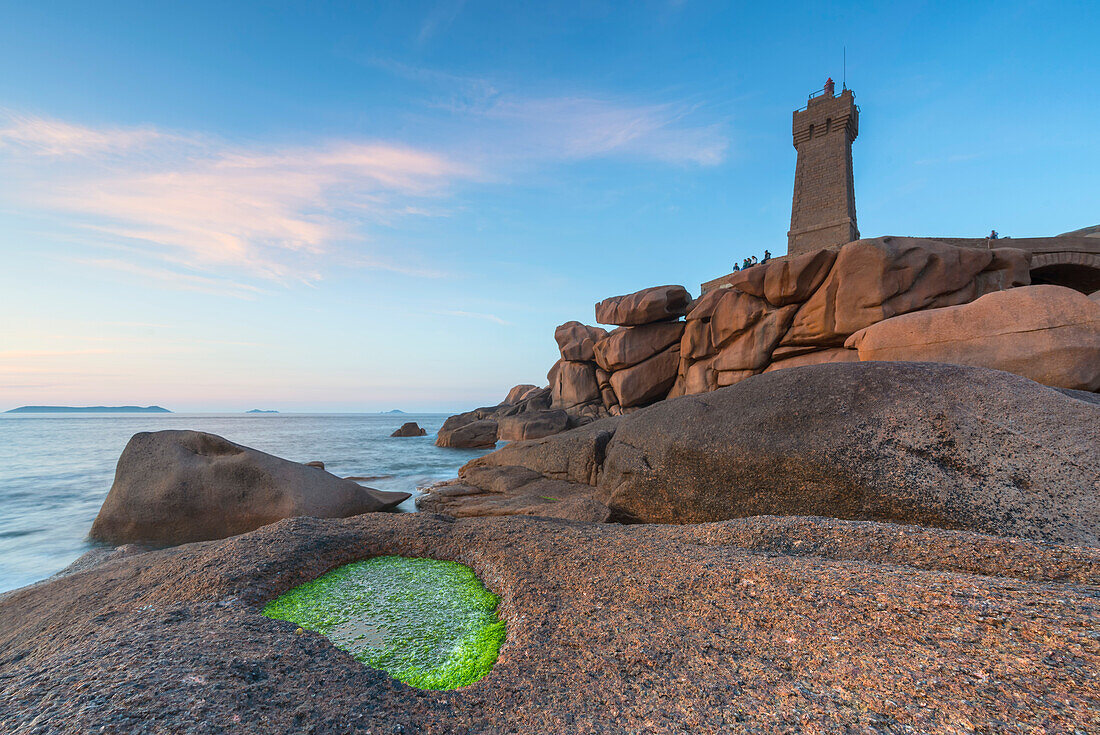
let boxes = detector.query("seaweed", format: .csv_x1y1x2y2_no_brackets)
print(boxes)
262,556,505,690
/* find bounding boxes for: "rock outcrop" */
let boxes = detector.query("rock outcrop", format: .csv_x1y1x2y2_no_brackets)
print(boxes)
595,284,691,326
440,237,1095,445
390,422,427,437
421,362,1100,546
89,430,410,546
846,285,1100,391
4,513,1099,733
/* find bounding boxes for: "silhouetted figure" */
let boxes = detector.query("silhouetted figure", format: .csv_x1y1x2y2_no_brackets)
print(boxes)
763,249,771,262
989,230,999,239
751,255,758,265
732,263,740,272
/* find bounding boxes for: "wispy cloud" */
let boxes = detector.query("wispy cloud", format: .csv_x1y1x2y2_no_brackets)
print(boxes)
359,59,730,166
1,112,476,290
0,111,173,156
437,309,513,325
474,95,728,165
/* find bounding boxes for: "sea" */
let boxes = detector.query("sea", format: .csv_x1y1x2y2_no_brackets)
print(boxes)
0,412,490,594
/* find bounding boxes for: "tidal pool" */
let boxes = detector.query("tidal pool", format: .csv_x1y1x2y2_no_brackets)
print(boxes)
262,556,505,690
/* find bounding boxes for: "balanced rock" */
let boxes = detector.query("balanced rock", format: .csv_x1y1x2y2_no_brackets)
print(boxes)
594,285,691,327
390,422,427,437
592,321,684,372
553,322,608,362
846,285,1100,391
89,430,409,546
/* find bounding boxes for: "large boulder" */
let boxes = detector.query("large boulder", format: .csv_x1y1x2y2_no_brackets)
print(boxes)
846,285,1100,391
782,237,1031,347
608,344,681,408
6,513,1099,732
89,430,409,546
598,362,1100,543
594,285,691,326
592,321,684,372
550,360,600,409
426,362,1100,546
436,418,498,449
553,322,608,362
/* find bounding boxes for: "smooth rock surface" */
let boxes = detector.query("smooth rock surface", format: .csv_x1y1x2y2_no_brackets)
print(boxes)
762,347,860,372
3,513,1099,733
847,285,1100,391
594,285,691,326
496,410,570,442
89,431,409,546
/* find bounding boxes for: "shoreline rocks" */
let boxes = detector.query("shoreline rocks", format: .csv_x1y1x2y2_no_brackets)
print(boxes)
89,430,410,546
422,362,1100,546
3,513,1099,732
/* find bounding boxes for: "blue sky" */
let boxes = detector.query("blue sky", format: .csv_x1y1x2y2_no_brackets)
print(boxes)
0,0,1096,411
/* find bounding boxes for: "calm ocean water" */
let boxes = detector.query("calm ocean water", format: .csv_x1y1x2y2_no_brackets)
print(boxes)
0,413,490,593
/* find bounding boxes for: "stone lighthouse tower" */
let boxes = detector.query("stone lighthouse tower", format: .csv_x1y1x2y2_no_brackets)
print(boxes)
787,79,859,256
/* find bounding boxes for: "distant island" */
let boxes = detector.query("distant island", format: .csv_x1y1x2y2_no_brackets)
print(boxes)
381,409,407,414
5,405,172,414
246,409,279,414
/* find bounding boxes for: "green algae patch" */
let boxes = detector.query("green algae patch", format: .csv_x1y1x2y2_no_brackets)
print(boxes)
262,556,505,690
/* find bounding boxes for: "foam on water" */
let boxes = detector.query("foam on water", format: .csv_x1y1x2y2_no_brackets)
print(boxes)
0,413,489,593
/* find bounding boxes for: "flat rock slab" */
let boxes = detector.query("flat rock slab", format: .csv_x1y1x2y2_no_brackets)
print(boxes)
2,513,1099,733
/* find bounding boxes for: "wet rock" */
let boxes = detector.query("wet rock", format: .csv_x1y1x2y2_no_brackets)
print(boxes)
391,422,427,438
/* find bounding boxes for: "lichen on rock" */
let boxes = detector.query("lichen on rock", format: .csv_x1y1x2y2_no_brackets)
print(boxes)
262,556,505,690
